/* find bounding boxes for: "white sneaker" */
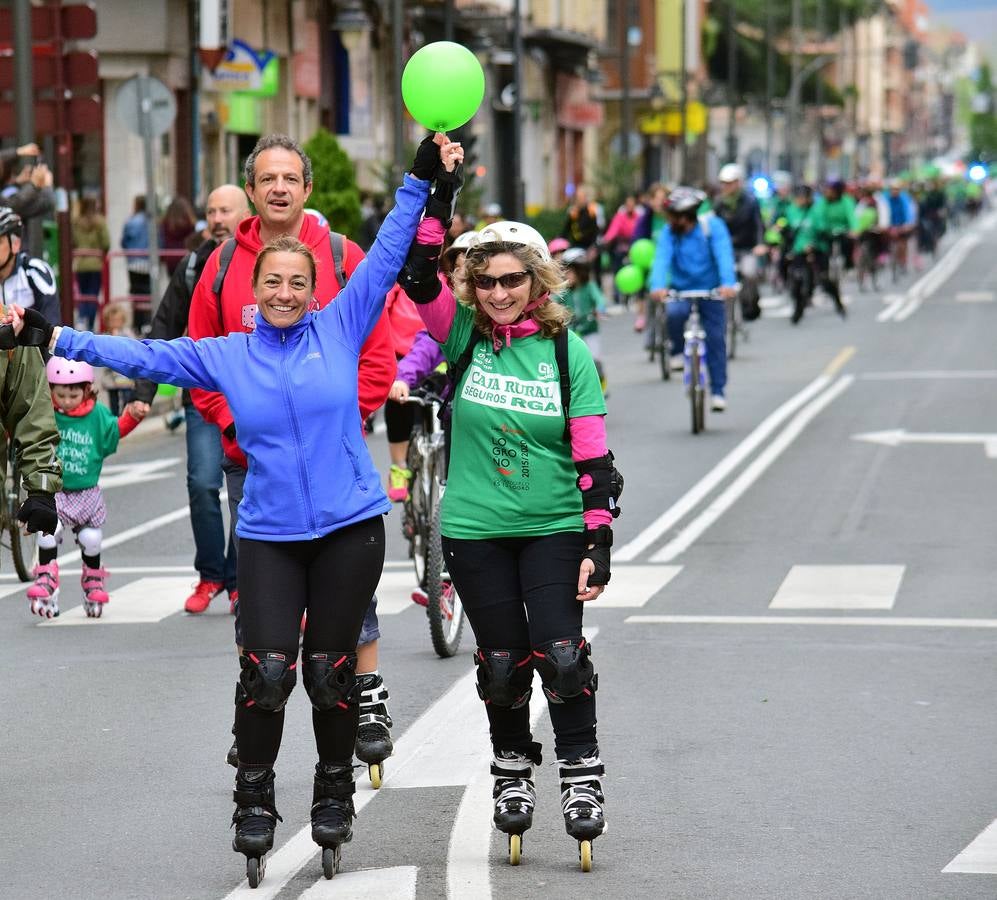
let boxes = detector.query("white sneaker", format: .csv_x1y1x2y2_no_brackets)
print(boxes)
711,395,727,412
669,354,685,371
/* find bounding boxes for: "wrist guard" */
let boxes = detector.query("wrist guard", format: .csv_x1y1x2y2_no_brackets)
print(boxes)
575,451,624,519
424,164,464,227
583,527,612,586
399,243,443,304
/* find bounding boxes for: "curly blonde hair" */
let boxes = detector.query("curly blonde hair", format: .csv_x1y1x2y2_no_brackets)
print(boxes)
461,242,571,340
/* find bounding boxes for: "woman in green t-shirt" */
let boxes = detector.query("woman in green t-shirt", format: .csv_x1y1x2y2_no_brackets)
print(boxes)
409,220,622,869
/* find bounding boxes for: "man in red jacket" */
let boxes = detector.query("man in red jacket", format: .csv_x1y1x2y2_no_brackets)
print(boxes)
187,133,397,774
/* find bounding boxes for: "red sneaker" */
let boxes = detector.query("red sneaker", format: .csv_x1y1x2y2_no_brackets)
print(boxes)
184,580,224,614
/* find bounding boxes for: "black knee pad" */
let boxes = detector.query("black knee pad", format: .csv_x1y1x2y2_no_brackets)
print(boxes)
474,648,533,709
532,637,597,704
239,650,297,712
302,651,358,712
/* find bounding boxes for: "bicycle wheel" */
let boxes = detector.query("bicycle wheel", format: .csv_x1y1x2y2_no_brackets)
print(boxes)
405,438,428,588
725,296,738,361
646,309,658,364
426,477,465,658
689,348,705,434
657,305,671,380
8,453,36,581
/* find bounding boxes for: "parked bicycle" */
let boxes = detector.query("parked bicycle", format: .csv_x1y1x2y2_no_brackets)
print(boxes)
400,383,466,658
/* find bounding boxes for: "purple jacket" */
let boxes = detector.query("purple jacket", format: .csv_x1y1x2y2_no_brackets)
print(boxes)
396,329,445,387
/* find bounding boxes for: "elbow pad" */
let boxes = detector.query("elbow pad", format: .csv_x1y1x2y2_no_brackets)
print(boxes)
575,451,624,518
399,243,443,304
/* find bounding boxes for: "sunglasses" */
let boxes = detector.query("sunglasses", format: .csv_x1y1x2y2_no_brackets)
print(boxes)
472,271,531,291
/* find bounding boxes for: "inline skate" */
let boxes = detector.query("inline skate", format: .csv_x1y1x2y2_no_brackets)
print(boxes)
558,754,606,872
311,762,355,879
231,767,281,888
354,673,393,788
492,749,538,865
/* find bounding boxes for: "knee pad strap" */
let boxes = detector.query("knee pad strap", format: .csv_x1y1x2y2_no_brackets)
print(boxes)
533,637,597,704
239,650,297,712
474,648,533,709
303,651,358,712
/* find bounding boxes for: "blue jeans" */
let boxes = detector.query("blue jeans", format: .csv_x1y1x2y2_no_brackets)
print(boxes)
666,297,727,395
224,459,380,648
185,405,237,590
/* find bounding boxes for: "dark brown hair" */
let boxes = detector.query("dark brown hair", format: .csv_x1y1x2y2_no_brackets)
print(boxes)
252,235,317,288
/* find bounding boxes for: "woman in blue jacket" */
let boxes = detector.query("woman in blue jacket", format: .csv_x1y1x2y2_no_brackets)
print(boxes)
7,135,463,883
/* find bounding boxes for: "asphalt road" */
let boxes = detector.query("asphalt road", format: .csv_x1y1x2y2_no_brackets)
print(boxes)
2,214,996,899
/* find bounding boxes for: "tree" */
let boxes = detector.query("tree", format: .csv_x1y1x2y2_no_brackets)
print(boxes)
969,63,997,161
301,129,362,240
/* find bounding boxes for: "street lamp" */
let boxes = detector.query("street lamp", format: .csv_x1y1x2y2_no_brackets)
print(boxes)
331,1,371,55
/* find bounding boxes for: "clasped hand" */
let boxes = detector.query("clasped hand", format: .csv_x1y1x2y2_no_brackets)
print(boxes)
0,304,54,350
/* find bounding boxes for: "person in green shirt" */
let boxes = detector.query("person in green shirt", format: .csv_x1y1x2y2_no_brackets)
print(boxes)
785,185,846,323
559,246,607,392
821,180,858,270
410,220,622,868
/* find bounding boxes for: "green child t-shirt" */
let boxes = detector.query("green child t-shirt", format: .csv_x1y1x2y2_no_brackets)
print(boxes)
55,404,120,491
440,304,606,539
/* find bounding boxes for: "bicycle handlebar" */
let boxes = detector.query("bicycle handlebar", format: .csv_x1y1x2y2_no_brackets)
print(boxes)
665,288,733,300
404,387,447,408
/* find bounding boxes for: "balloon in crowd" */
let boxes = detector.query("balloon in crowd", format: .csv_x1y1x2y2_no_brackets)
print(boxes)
628,238,656,271
401,41,485,132
614,264,646,296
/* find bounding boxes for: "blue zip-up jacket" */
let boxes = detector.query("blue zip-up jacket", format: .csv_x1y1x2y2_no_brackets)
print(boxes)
55,175,430,542
648,215,737,292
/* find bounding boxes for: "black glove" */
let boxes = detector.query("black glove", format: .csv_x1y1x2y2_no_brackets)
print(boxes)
582,527,612,587
16,307,54,348
410,133,442,181
0,323,16,350
17,492,57,535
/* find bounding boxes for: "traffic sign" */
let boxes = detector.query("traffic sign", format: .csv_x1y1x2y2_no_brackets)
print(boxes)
0,50,98,91
115,76,177,137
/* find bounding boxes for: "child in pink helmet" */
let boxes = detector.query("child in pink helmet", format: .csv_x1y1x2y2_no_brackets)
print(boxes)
28,358,146,618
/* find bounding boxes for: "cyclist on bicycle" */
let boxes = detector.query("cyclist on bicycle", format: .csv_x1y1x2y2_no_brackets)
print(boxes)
714,164,764,321
821,180,858,271
0,205,59,325
648,187,737,412
878,178,917,272
784,185,846,323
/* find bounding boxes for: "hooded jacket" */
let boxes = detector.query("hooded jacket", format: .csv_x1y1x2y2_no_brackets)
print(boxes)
53,175,428,542
187,209,396,437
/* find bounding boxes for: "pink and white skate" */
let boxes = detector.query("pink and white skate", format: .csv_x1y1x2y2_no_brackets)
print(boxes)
81,565,109,618
27,562,60,618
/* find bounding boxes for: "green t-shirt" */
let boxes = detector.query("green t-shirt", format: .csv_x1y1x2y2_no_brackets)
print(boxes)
55,403,120,491
440,304,606,539
562,282,602,337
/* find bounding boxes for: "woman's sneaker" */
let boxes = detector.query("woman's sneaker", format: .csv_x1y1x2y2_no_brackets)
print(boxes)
28,562,59,618
387,464,412,503
184,579,224,614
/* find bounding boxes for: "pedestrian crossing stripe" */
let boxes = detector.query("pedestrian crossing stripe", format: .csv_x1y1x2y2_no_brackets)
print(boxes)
297,865,417,899
943,818,997,874
769,565,905,610
39,577,194,625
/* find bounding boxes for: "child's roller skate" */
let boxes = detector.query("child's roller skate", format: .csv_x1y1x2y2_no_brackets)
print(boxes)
354,673,393,788
27,562,59,618
311,762,355,879
231,767,281,889
80,565,109,618
558,754,606,872
492,749,538,865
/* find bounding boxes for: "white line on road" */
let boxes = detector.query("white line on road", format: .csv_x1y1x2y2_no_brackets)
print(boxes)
650,376,853,562
768,565,905,610
860,370,997,380
853,429,997,458
591,565,682,607
943,818,997,874
625,615,997,628
615,373,834,561
298,865,418,899
39,577,194,626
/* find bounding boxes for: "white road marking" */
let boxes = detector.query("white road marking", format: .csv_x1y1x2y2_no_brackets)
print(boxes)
373,571,422,616
860,370,997,380
625,615,997,628
943,819,997,874
592,565,682,607
616,373,835,561
881,232,982,322
853,429,997,458
769,565,904,610
955,290,995,303
0,565,197,581
650,376,853,562
298,865,418,899
446,627,598,900
39,577,194,625
98,457,181,489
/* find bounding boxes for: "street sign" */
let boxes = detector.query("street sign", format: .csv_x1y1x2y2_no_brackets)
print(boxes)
115,75,177,137
0,95,100,136
0,3,97,45
0,50,98,91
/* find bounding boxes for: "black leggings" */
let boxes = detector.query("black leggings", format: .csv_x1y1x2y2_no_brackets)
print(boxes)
235,516,385,768
442,530,597,759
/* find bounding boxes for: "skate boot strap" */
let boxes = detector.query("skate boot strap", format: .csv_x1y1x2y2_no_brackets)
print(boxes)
557,759,605,783
357,681,389,705
313,773,356,801
493,777,536,807
491,757,534,779
311,796,356,819
231,803,282,825
358,707,393,728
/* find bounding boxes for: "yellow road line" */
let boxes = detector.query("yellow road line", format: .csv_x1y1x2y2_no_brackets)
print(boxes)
824,346,856,378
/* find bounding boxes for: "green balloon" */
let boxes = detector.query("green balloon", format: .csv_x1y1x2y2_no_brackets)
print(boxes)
615,264,646,296
629,238,656,270
402,42,485,132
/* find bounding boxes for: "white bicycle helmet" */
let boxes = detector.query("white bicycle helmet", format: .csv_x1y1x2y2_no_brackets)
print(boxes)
46,357,94,385
561,247,588,266
473,220,551,261
718,163,745,183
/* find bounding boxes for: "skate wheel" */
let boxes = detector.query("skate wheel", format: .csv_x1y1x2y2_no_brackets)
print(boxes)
247,855,264,888
322,845,340,879
508,833,521,866
369,763,382,790
579,840,592,872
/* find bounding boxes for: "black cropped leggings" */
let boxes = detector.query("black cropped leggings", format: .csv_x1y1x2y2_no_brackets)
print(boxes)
442,530,598,759
235,516,384,768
